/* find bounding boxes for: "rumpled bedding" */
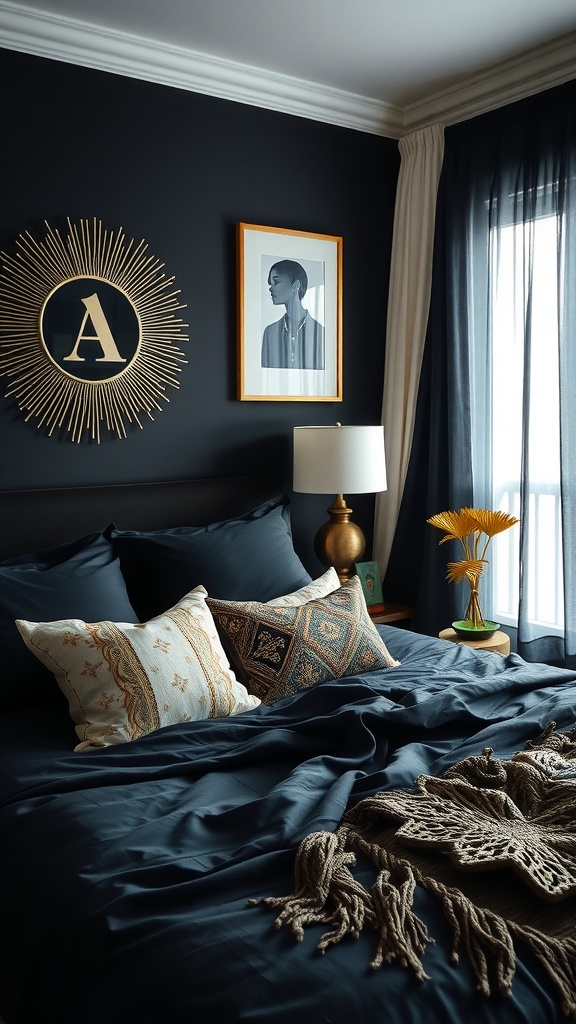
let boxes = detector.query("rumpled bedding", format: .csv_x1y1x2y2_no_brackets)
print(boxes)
1,626,575,1024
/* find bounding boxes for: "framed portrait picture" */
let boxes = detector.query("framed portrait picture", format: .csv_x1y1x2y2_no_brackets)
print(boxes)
237,223,342,401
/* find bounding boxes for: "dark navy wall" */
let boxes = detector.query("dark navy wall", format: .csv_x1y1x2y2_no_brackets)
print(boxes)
0,48,400,573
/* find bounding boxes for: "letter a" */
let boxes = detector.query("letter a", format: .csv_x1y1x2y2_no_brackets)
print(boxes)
64,292,127,363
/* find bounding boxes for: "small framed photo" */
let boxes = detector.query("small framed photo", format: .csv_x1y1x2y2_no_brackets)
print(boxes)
237,222,342,401
355,561,384,611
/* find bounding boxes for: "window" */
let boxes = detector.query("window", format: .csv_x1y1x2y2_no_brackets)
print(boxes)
480,209,564,637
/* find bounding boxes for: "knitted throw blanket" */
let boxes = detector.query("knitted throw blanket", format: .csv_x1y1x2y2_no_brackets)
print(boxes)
251,723,576,1018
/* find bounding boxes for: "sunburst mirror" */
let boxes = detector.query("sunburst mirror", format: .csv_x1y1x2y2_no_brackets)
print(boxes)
0,218,189,442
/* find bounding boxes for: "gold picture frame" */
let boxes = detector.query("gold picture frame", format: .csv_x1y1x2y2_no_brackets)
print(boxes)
0,218,188,442
237,223,342,402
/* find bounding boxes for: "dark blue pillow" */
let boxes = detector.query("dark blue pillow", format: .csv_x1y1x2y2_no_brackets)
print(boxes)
0,531,138,710
109,494,312,622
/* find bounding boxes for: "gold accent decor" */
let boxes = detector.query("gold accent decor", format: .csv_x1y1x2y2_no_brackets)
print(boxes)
313,494,366,583
292,423,388,585
237,223,343,402
0,218,189,442
427,507,519,628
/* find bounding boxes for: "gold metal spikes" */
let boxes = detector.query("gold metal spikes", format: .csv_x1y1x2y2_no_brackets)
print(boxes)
0,218,189,442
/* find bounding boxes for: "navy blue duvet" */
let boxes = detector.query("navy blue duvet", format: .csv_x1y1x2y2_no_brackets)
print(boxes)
1,627,575,1024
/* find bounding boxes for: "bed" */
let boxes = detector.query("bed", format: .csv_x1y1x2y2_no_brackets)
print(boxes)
1,477,574,1024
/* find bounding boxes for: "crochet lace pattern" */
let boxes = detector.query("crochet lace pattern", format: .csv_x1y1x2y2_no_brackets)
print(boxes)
251,722,576,1018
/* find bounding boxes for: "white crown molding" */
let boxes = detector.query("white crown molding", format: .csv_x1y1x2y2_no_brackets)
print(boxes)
0,1,404,137
1,1,575,139
404,31,576,132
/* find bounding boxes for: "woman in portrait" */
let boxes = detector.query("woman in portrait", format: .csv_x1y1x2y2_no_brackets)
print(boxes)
261,259,325,369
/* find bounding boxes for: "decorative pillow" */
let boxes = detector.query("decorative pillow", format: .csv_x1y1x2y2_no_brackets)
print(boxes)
207,575,399,704
108,494,312,621
269,567,341,606
16,586,261,751
0,531,138,711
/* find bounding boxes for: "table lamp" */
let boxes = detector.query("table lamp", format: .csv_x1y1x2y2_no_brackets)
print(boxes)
293,423,387,582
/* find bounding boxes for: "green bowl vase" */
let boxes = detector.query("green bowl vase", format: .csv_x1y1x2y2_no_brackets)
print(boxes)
451,620,499,641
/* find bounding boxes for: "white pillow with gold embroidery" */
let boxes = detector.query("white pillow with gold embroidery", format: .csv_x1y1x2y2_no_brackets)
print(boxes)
16,586,260,751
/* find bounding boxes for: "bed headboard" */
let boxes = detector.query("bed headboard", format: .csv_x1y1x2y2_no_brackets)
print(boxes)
0,476,283,560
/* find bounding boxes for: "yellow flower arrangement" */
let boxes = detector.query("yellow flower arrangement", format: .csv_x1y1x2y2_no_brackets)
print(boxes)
427,508,519,629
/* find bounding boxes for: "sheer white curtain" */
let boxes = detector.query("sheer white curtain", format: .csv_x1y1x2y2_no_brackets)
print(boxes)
373,124,444,578
386,81,576,665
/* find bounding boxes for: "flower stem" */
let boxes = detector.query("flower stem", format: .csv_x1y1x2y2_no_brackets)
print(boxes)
464,580,485,627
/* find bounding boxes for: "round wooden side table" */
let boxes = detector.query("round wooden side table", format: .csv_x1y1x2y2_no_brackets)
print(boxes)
438,627,511,656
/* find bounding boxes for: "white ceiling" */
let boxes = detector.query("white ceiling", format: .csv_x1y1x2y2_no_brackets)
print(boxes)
2,0,576,136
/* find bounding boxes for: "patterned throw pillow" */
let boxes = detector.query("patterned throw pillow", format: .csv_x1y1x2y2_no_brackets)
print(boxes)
16,586,260,750
207,575,399,704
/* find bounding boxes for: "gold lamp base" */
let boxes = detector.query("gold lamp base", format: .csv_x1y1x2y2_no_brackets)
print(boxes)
313,494,366,584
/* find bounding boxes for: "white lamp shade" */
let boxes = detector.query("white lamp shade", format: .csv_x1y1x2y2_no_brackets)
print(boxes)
293,425,387,495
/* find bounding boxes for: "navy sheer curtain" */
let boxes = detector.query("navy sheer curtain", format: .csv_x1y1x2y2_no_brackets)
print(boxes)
384,80,576,668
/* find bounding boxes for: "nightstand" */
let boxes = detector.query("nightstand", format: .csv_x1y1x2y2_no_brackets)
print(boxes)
370,603,415,628
439,627,510,656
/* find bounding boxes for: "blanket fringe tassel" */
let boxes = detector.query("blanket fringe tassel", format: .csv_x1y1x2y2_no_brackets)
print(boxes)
250,828,576,1018
508,924,576,1019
